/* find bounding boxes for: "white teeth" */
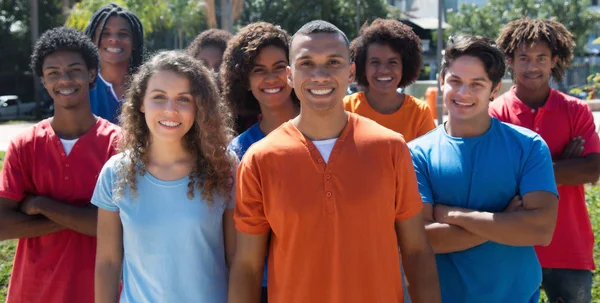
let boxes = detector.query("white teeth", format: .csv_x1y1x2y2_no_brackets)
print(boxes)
106,48,122,53
310,88,333,95
454,101,474,107
58,88,75,95
263,88,282,94
159,121,181,127
377,77,392,81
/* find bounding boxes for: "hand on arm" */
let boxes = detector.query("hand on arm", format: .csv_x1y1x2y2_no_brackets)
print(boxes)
0,197,64,241
554,152,600,185
397,212,441,303
21,195,98,236
95,208,123,303
423,203,487,254
228,231,269,303
437,191,558,246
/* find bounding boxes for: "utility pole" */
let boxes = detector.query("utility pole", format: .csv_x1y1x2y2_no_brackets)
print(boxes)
436,0,444,125
356,0,360,34
30,0,41,118
220,0,232,32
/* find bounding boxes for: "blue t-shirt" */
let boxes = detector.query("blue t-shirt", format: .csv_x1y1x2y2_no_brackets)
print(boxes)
91,154,233,303
228,122,269,287
408,118,558,303
90,74,120,124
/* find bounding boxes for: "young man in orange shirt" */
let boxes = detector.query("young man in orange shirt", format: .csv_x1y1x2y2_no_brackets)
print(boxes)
491,18,600,303
228,20,440,303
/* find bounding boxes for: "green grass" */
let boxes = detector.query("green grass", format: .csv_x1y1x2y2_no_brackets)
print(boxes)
0,151,15,302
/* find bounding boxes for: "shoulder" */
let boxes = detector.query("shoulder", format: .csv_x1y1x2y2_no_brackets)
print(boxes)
8,119,53,150
552,89,591,111
493,119,547,150
408,125,443,152
242,122,300,162
343,92,366,111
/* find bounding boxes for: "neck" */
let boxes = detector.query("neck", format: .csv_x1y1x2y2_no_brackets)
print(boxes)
100,61,129,86
258,98,299,135
293,103,348,141
51,105,97,139
445,115,492,138
514,83,551,109
147,138,192,167
364,89,404,114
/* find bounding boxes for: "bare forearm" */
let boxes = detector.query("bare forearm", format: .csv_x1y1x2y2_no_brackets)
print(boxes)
0,212,64,240
451,210,555,246
425,222,487,253
228,262,264,303
38,198,98,236
554,158,600,185
402,248,441,303
95,261,122,303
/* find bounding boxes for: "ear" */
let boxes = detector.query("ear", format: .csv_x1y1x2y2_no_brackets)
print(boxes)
89,69,97,84
507,56,513,68
40,76,47,89
140,103,145,113
551,55,558,69
439,73,445,93
490,82,502,100
286,66,293,88
349,62,356,82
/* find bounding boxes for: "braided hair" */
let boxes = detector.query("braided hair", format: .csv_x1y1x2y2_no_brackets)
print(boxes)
84,3,144,74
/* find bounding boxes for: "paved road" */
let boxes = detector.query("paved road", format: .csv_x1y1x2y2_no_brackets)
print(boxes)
1,111,600,152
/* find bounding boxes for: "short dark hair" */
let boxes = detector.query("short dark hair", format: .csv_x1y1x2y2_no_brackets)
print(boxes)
291,20,349,47
441,35,506,86
496,18,574,82
30,26,99,78
351,18,422,89
84,3,144,74
187,29,233,58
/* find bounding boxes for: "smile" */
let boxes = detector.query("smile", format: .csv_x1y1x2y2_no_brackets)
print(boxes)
159,121,182,127
376,77,393,82
262,88,282,94
56,88,77,95
309,88,333,95
454,100,474,107
106,48,123,53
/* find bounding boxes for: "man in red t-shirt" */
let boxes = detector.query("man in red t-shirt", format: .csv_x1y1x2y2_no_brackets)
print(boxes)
490,18,600,303
0,27,120,303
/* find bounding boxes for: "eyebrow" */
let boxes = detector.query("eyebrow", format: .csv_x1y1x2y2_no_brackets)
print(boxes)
295,54,345,61
448,74,488,82
43,62,85,70
253,60,288,67
149,89,192,95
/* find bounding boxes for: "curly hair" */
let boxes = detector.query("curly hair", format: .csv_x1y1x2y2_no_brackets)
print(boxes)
84,3,144,74
441,35,506,87
220,22,296,128
187,29,233,59
31,26,99,79
350,19,422,89
116,50,235,204
496,18,574,82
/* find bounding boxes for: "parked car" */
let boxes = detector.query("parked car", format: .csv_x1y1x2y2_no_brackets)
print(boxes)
0,95,38,120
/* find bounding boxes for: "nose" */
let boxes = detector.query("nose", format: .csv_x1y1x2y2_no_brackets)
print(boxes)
311,65,330,83
264,71,280,84
163,98,178,113
456,84,470,96
377,63,390,73
58,70,74,83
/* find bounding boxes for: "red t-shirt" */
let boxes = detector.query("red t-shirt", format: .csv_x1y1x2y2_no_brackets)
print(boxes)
490,86,600,270
0,118,120,303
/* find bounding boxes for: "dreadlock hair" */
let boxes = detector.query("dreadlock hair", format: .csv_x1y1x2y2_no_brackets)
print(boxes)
350,18,422,89
496,18,574,82
84,3,144,74
187,29,233,59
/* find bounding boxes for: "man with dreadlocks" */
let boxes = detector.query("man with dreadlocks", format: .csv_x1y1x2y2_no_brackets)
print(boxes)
490,18,600,303
84,3,144,124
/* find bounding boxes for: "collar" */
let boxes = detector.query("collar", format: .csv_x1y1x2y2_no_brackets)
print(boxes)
507,86,559,115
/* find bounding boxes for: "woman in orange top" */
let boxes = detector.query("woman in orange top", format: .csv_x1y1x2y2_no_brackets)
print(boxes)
344,18,436,142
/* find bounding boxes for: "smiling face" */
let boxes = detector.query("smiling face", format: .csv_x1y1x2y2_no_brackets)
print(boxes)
141,69,197,145
41,50,95,110
441,55,500,124
248,45,293,110
509,40,557,91
288,32,354,112
364,43,402,94
93,16,134,65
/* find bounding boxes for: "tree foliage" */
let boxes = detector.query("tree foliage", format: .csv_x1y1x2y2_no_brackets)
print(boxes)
446,0,600,55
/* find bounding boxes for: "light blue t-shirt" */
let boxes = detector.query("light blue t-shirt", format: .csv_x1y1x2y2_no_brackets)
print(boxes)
91,154,233,303
228,122,269,287
408,118,558,303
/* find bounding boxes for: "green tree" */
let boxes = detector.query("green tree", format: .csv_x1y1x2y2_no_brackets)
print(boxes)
446,0,600,55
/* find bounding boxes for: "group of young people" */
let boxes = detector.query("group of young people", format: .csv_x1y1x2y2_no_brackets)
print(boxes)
0,3,598,303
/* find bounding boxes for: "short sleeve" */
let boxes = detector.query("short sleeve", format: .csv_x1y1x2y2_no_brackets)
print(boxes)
395,143,424,221
519,136,559,197
573,103,600,155
0,139,28,201
233,155,270,234
408,144,435,205
417,107,436,138
343,95,353,112
91,157,120,212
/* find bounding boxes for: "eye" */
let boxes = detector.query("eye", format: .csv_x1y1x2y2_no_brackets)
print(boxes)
369,60,379,65
328,59,340,66
252,68,265,74
152,94,166,101
275,64,287,71
118,32,130,38
389,60,399,65
300,61,312,67
177,96,191,102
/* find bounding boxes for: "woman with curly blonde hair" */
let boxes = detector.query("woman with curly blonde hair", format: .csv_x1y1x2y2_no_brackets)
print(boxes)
92,50,237,303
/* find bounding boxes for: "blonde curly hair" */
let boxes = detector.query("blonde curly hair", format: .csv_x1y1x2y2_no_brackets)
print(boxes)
116,50,235,204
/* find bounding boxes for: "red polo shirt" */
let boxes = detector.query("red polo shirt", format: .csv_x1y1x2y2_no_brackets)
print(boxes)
0,118,120,303
490,86,600,270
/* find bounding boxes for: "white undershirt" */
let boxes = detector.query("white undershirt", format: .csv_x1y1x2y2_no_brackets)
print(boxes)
59,138,79,156
312,138,338,163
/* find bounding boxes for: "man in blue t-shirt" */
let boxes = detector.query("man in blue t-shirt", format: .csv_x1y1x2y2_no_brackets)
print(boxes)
408,35,559,303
